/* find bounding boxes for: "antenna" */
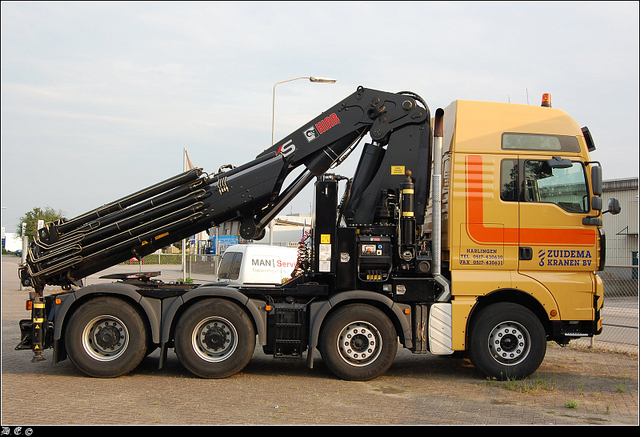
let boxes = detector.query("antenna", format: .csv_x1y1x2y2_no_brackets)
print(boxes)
526,89,529,105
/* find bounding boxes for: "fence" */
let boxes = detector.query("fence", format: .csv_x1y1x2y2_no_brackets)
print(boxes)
120,253,221,278
125,255,638,353
586,265,638,353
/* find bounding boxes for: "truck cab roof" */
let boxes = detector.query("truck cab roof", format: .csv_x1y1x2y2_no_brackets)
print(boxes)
443,100,588,157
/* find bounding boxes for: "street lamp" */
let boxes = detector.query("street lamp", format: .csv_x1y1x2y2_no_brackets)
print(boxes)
268,77,336,244
272,76,337,145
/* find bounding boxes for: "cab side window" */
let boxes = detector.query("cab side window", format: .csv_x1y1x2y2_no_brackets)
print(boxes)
500,158,590,213
500,159,518,202
524,160,589,213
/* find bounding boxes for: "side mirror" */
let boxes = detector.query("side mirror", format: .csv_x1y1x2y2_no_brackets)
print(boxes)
604,198,621,215
591,165,602,196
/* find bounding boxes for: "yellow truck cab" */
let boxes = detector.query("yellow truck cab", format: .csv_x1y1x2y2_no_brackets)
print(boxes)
439,96,614,367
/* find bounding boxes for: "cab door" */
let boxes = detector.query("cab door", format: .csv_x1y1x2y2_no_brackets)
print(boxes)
517,156,600,320
517,158,598,272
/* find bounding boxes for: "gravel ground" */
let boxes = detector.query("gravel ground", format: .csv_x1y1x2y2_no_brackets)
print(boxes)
2,255,637,426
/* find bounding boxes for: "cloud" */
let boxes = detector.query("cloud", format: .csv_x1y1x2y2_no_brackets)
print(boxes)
1,1,637,231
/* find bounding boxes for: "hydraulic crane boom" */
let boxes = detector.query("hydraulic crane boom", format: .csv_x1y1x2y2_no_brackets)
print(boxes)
19,86,430,295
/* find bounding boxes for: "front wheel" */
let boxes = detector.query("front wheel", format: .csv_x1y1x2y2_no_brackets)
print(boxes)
175,299,255,378
319,304,398,381
468,303,546,380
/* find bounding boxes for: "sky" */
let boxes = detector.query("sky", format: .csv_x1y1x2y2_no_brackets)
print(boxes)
2,1,638,234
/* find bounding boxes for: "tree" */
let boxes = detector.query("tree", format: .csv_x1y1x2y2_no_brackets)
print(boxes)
16,207,64,241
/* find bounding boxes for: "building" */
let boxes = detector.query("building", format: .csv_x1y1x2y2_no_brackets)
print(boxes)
208,213,313,249
1,229,22,252
602,178,638,267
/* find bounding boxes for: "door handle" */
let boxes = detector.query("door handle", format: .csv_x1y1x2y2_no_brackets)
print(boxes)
519,247,533,260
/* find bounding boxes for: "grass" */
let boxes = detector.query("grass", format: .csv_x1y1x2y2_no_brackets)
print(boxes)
488,376,631,416
565,400,579,409
499,376,558,394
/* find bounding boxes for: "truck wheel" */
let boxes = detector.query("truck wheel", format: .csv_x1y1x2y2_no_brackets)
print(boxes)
319,304,397,381
65,297,148,378
175,299,255,378
468,302,546,380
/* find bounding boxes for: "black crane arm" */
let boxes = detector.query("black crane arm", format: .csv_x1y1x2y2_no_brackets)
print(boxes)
259,87,428,174
19,87,430,293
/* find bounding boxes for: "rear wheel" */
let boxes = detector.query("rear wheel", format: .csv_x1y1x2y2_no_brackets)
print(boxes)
319,304,397,381
65,297,148,378
175,299,255,378
468,303,546,380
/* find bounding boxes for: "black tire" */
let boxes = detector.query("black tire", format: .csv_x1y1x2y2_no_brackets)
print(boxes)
174,299,255,379
64,297,149,378
468,302,546,380
319,304,398,381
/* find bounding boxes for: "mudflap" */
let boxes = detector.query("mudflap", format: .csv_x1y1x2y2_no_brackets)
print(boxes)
15,319,33,350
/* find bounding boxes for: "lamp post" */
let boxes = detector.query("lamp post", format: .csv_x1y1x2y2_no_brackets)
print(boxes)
269,77,336,245
271,76,336,145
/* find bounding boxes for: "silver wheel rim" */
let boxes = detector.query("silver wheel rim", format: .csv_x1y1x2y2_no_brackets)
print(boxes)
487,320,531,366
192,316,238,362
336,320,382,367
81,315,130,362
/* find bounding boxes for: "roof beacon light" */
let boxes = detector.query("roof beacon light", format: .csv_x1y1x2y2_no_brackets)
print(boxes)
541,93,552,107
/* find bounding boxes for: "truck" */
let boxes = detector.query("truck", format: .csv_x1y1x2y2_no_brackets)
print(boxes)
16,87,620,381
204,234,239,255
216,244,299,286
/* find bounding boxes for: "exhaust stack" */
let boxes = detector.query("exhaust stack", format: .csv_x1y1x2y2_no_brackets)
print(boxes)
432,108,451,302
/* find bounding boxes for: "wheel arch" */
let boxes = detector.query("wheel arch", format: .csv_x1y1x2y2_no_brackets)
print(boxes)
468,288,552,341
161,286,267,347
308,290,413,350
53,283,160,345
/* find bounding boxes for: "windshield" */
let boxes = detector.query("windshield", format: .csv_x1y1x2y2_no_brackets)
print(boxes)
217,252,242,280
